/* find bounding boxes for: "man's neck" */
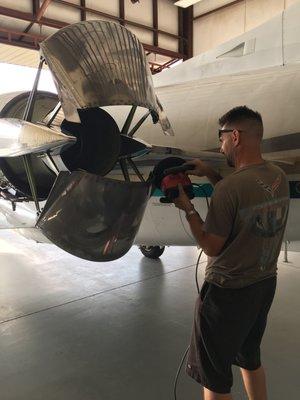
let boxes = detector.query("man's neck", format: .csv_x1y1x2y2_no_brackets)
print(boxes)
234,155,264,170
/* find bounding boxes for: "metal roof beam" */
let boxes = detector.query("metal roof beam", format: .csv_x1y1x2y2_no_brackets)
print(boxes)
152,0,158,47
142,44,183,59
0,5,67,29
0,26,184,61
119,0,125,26
80,0,86,21
36,0,53,22
52,0,182,40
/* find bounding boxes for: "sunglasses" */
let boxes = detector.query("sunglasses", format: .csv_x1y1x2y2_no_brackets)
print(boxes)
218,128,243,139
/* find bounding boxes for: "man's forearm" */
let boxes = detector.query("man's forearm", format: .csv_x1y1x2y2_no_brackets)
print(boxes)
206,169,223,186
185,211,207,250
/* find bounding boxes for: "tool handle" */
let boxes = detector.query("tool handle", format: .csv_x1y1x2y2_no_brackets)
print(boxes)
164,164,195,176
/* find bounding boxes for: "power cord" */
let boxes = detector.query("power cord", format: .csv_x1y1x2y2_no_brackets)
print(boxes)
193,183,210,209
173,182,210,400
173,346,190,400
173,250,203,400
195,250,203,296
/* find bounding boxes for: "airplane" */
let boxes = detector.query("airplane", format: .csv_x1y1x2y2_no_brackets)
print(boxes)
0,1,299,262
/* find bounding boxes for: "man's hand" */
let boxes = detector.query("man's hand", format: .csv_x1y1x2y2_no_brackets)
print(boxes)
173,183,194,212
184,159,223,186
184,159,210,177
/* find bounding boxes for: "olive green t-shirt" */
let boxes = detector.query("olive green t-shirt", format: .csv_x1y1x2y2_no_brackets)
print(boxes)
203,161,290,288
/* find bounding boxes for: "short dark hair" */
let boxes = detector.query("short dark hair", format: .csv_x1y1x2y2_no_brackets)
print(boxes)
219,106,263,127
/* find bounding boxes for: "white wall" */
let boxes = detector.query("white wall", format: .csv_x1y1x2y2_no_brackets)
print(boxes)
193,0,299,55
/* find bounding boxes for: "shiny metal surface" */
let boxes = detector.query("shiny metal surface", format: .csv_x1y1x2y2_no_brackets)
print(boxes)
36,171,150,261
0,118,76,157
40,20,173,135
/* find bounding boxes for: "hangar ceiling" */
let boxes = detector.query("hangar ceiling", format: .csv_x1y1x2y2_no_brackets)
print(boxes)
0,0,241,73
0,0,194,74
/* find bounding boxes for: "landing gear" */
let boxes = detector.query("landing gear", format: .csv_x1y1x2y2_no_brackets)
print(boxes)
139,245,165,259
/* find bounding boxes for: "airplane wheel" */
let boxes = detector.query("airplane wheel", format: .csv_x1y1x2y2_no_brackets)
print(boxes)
139,245,165,259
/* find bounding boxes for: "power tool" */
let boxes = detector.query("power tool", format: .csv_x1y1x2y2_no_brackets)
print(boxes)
152,157,195,203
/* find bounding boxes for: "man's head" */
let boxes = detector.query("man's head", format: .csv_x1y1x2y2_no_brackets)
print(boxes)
218,106,263,168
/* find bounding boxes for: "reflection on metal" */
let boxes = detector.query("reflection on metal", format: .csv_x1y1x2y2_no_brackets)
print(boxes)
36,171,150,261
0,118,76,157
40,20,173,135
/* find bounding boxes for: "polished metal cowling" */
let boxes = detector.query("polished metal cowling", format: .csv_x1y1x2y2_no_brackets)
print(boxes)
36,171,150,261
40,20,173,135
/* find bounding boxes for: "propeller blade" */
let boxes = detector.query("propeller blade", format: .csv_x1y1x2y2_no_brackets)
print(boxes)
0,118,76,157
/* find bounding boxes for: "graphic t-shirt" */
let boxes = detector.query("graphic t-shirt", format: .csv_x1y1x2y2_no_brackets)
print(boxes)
203,161,289,288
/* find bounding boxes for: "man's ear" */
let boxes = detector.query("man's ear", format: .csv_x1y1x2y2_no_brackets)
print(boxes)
232,129,241,146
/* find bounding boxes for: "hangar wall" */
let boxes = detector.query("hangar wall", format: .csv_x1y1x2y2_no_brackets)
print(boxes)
193,0,300,55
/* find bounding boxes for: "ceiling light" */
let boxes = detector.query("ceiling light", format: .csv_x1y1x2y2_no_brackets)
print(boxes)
174,0,201,8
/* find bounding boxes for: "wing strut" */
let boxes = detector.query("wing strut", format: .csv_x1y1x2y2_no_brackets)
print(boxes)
121,105,137,135
128,110,151,137
22,58,45,214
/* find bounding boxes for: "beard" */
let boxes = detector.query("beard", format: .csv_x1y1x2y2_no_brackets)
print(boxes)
225,152,235,168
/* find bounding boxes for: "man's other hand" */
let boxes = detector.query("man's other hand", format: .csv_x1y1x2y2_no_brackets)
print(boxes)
173,183,194,212
184,159,210,177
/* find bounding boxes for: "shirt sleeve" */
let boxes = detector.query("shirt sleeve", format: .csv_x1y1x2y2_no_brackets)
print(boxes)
203,181,236,238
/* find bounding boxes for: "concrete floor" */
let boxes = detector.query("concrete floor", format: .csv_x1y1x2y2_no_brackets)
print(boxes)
0,231,299,400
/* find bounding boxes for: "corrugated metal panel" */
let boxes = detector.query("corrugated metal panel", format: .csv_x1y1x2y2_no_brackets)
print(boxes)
194,0,239,17
0,0,183,72
0,43,40,68
0,15,28,31
29,24,58,37
44,2,80,24
86,0,119,17
159,35,178,53
126,24,153,45
158,0,178,35
0,0,32,13
125,0,153,27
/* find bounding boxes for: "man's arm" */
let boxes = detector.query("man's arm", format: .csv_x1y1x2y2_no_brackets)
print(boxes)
174,184,227,257
185,159,222,186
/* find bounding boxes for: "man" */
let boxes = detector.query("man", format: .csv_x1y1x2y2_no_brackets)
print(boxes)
173,106,290,400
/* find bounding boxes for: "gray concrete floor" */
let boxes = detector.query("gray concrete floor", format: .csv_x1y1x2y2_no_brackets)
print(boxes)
0,231,299,400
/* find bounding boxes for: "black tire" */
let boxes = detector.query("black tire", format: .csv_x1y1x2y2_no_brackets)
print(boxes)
139,245,165,259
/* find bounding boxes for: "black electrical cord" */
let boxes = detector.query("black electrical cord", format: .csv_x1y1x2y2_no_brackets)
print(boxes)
193,183,210,209
195,250,203,295
173,250,203,400
173,183,210,400
173,346,190,400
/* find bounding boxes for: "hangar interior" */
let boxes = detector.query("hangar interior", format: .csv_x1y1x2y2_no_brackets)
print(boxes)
0,1,299,399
